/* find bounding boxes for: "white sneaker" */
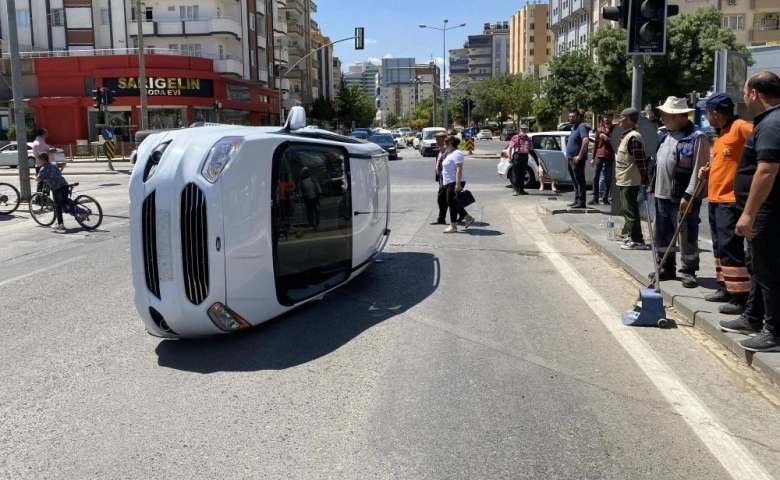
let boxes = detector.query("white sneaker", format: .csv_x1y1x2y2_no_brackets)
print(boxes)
52,223,66,231
443,225,458,233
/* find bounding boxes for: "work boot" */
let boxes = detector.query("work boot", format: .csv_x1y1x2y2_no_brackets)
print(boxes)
587,199,599,205
719,315,761,336
719,298,746,315
704,288,731,303
681,273,698,288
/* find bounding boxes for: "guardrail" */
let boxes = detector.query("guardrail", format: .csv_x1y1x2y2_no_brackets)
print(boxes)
51,142,137,161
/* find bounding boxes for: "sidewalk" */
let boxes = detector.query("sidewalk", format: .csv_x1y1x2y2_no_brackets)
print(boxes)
0,160,132,176
537,199,780,387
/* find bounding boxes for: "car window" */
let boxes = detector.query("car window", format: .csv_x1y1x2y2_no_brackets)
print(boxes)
370,135,393,143
533,135,562,151
423,131,443,140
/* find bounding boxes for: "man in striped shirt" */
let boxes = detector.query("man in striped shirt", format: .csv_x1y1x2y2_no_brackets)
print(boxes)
508,125,533,196
615,108,650,250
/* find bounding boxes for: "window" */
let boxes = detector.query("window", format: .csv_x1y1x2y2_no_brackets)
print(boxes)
249,13,255,30
179,6,198,21
530,48,535,55
722,14,744,30
145,7,153,21
51,8,65,26
180,44,202,56
257,14,266,35
530,22,535,29
100,8,109,25
16,10,31,27
530,36,535,42
272,144,353,305
251,51,257,67
169,44,179,53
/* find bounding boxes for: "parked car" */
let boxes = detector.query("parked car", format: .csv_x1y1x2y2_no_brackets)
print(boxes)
497,131,597,190
368,133,398,160
392,132,406,149
499,129,518,141
0,142,66,169
476,129,493,140
412,132,422,149
350,131,369,140
404,132,417,145
419,127,447,157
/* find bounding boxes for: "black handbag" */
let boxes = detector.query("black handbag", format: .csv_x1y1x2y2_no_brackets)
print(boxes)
455,190,475,208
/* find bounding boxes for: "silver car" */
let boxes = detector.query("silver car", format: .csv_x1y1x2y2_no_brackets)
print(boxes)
497,131,597,189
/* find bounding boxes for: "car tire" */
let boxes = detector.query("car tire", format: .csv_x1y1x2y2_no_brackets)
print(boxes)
524,165,539,190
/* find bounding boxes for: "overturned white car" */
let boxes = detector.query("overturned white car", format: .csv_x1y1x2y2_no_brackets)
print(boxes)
129,107,391,338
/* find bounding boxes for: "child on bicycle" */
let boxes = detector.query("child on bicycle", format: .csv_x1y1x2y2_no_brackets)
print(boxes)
32,152,69,231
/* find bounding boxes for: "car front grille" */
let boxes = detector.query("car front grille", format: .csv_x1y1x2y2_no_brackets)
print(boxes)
142,191,160,299
180,183,209,305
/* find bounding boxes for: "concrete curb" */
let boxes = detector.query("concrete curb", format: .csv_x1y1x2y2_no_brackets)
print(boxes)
538,202,780,387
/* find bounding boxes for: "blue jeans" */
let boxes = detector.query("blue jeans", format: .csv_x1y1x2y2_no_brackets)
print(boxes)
653,197,702,274
593,157,613,202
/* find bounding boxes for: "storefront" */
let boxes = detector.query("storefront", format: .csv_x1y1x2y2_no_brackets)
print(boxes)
29,54,280,144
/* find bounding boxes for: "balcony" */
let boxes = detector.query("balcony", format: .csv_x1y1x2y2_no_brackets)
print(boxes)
284,0,304,14
274,78,290,91
214,57,243,76
258,67,269,84
751,26,780,44
276,0,287,5
152,17,241,39
257,34,267,50
288,44,305,58
127,20,155,36
274,18,288,34
287,21,305,37
753,0,778,11
309,0,317,13
274,48,289,64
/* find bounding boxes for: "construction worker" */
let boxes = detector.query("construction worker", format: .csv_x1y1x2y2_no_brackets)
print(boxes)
698,93,753,315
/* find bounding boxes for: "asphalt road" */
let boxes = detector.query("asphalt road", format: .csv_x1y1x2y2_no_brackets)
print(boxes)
1,152,779,479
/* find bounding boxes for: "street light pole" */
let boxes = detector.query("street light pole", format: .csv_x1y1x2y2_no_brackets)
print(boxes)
136,0,148,131
419,20,465,130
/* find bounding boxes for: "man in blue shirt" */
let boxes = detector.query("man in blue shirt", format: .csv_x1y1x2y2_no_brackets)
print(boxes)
565,109,590,208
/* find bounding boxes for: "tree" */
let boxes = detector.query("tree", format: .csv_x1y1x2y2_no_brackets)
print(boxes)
505,75,536,126
385,112,400,128
335,79,376,129
543,50,599,113
532,97,559,130
310,96,335,125
589,26,631,112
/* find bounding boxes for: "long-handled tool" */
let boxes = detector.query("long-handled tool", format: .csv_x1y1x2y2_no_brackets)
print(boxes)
622,185,668,328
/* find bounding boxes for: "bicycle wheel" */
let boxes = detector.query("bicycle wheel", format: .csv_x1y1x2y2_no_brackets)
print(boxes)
29,193,56,226
0,182,21,215
74,195,103,230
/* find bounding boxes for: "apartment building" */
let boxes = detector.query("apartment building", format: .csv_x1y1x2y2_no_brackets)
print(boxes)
342,62,380,100
312,29,333,101
278,0,317,110
549,0,593,55
331,57,342,99
465,22,510,83
448,47,469,94
510,3,553,76
0,0,299,142
377,59,440,119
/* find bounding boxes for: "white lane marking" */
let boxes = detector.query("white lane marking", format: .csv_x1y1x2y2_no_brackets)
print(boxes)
512,209,773,480
0,255,87,288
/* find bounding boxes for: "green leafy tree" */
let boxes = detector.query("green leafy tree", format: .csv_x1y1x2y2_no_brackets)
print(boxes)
543,50,598,113
532,97,559,130
354,91,377,127
589,26,631,112
335,79,376,129
505,75,536,126
385,112,400,128
310,96,336,124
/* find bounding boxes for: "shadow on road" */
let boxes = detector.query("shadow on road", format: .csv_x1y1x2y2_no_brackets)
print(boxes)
155,251,440,373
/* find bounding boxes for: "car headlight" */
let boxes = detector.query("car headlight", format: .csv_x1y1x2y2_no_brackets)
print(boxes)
207,302,251,332
201,136,245,183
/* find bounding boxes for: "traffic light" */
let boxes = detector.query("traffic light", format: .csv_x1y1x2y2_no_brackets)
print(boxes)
355,27,364,50
602,0,629,28
105,89,116,105
462,98,475,117
627,0,678,55
91,88,102,109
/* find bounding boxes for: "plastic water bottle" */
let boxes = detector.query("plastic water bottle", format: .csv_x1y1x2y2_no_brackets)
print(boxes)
605,216,615,241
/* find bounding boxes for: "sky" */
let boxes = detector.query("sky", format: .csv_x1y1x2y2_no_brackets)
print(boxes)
316,1,530,73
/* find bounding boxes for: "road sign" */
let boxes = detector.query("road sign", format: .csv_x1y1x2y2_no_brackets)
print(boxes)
465,138,474,154
103,140,115,160
102,126,114,141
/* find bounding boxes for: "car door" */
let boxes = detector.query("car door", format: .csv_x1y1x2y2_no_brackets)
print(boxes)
0,144,18,167
532,134,567,181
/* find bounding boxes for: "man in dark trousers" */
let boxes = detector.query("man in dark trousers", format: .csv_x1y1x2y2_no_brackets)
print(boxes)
431,131,453,225
698,93,753,316
590,112,615,205
565,109,590,208
733,71,780,352
508,125,533,196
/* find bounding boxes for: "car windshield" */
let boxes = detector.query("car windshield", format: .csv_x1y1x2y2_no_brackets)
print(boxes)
480,130,491,134
392,133,401,138
351,131,368,139
370,135,393,143
423,130,444,140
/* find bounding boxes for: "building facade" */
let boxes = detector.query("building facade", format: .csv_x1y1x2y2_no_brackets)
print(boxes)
510,3,552,77
550,0,593,55
448,47,469,94
465,22,510,83
342,62,380,100
377,60,440,120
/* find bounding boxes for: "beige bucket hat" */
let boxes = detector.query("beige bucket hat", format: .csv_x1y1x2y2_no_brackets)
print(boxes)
657,96,694,114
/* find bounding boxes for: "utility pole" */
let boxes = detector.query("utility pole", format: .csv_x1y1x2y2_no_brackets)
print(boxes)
136,0,148,130
5,0,31,200
631,56,643,111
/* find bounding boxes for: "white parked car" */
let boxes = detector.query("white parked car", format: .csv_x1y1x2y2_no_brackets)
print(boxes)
0,142,67,169
412,133,422,149
392,132,405,149
476,129,493,140
128,106,391,339
497,131,597,190
419,127,447,157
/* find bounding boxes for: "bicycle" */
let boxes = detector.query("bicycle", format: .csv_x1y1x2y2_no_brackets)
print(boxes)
29,182,103,230
0,182,21,215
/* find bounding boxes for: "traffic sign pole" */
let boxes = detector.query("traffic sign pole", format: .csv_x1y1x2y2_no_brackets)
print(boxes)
103,109,115,171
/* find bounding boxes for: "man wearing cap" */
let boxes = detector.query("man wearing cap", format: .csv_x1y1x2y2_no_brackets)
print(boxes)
615,108,650,250
565,109,590,208
650,96,711,288
697,93,753,317
590,112,616,205
508,124,533,196
732,71,780,352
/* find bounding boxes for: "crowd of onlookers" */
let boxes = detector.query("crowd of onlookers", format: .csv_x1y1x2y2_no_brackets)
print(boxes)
502,71,780,353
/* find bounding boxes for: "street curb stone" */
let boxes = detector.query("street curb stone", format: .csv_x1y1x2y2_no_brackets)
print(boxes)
538,202,780,388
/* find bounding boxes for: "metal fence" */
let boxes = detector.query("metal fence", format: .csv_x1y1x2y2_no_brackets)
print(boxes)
52,142,138,161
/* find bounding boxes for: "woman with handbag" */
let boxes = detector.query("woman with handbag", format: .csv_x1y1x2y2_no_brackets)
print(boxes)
441,135,475,233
